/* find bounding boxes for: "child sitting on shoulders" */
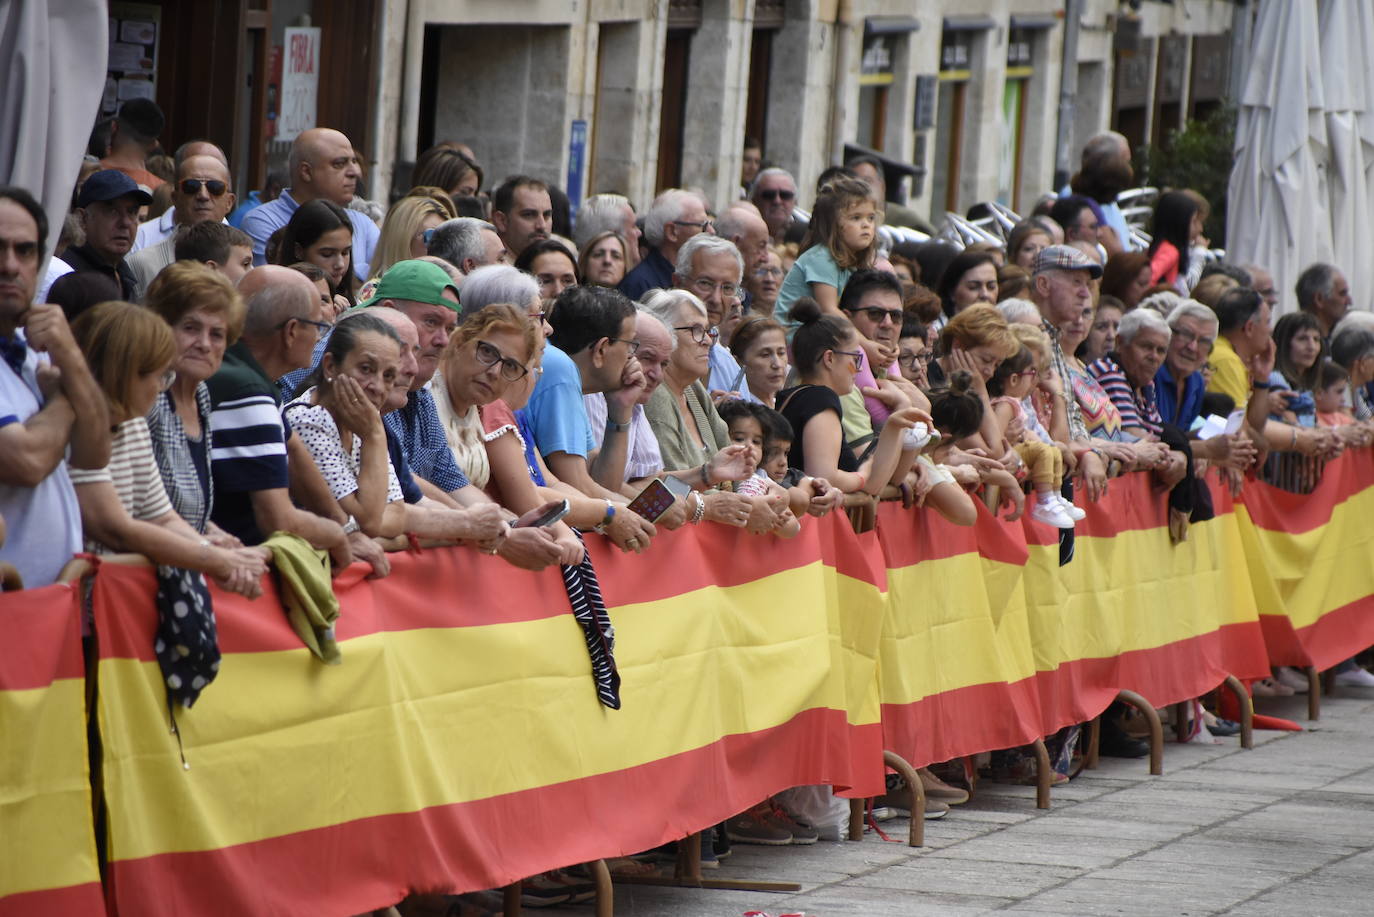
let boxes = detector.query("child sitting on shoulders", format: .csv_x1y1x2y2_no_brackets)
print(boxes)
987,346,1084,529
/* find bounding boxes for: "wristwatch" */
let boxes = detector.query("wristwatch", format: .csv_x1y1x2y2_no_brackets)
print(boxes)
593,500,617,532
605,417,631,433
342,515,360,535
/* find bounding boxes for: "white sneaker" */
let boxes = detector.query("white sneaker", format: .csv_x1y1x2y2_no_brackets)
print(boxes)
1054,495,1086,521
1030,498,1075,529
1274,667,1310,694
1333,666,1374,688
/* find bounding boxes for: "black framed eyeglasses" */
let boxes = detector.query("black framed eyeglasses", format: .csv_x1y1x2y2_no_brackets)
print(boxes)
832,348,865,370
897,350,932,369
277,316,332,336
608,337,641,355
674,324,719,346
179,179,227,197
474,340,529,381
671,219,714,233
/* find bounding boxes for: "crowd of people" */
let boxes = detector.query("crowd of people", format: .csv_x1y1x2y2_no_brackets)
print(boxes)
3,97,1374,914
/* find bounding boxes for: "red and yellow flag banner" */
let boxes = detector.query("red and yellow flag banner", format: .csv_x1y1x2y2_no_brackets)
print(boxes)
1236,450,1374,670
0,582,105,917
91,515,885,917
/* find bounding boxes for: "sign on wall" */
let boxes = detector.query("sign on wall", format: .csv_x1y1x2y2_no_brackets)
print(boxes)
278,26,321,142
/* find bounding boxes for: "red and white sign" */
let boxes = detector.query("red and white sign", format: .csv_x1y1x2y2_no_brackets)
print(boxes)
278,26,320,141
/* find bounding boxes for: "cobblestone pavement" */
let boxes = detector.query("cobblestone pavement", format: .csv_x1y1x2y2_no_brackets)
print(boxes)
550,687,1374,916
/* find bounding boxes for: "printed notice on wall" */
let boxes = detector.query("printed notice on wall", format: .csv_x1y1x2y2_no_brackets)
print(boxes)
105,2,160,116
278,27,321,142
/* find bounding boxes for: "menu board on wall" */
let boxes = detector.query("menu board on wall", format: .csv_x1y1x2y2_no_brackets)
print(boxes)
104,3,161,116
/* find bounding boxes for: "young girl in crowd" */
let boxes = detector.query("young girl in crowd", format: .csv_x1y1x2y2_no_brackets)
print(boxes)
987,346,1084,528
774,177,878,327
716,401,801,537
756,408,845,519
276,199,358,307
925,373,1009,524
1315,362,1355,428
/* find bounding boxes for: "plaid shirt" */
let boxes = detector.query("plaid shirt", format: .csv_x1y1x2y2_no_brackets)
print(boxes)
1042,318,1088,441
145,383,214,533
383,386,471,493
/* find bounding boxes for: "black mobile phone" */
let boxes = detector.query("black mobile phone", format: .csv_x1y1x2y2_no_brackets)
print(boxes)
626,478,676,523
515,498,571,528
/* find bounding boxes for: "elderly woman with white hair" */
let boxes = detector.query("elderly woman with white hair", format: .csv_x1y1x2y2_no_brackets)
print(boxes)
1086,309,1185,482
458,263,553,337
997,298,1042,326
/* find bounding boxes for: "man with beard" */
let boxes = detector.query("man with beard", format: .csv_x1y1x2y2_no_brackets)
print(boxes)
1064,132,1139,254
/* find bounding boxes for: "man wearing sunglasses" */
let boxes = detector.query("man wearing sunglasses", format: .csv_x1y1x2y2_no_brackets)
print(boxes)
132,146,234,252
127,154,238,299
749,168,799,245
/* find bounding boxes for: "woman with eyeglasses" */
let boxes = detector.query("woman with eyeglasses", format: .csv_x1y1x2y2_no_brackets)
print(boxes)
68,301,270,596
514,238,580,303
775,298,929,495
368,195,448,283
728,316,789,407
282,312,408,538
275,199,357,308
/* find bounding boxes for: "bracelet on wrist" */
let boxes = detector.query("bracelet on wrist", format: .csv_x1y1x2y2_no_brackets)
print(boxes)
689,491,706,524
699,462,711,487
605,416,630,433
1290,427,1298,450
593,499,616,532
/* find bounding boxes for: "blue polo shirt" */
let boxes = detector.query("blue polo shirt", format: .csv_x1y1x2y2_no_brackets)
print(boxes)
1153,363,1206,430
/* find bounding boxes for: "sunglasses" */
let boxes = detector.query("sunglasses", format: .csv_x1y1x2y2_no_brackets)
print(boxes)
179,179,228,197
757,189,795,202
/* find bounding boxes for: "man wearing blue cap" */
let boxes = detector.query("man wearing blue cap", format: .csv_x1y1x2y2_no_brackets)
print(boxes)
61,169,151,300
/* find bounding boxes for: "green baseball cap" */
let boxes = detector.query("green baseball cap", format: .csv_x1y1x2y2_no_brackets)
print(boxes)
359,259,460,311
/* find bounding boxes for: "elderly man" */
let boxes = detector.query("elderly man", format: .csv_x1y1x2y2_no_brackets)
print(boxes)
585,309,674,488
750,167,799,244
241,127,379,278
575,194,642,270
1240,262,1279,311
205,266,359,568
1030,245,1110,498
426,217,506,277
127,153,238,296
0,186,110,587
132,142,233,252
673,235,745,395
1295,262,1352,346
619,188,711,301
714,202,770,277
1064,131,1137,253
1154,301,1216,430
490,175,553,259
1088,310,1172,441
60,170,150,300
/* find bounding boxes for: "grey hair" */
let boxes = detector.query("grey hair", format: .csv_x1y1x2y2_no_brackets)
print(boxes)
1138,290,1182,320
639,288,707,333
997,298,1041,325
459,264,540,318
752,167,796,193
574,193,632,251
1166,299,1219,332
1116,307,1172,346
674,234,744,282
637,304,679,353
1330,321,1374,370
348,196,386,226
644,189,702,248
1295,262,1337,313
1082,131,1129,164
713,203,760,245
243,281,313,338
427,217,495,271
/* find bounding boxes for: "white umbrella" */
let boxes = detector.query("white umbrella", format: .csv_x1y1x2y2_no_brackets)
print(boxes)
1227,0,1331,315
1319,0,1374,313
0,0,108,262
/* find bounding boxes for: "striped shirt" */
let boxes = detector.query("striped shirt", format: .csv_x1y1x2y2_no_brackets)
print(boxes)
205,342,291,543
69,417,174,553
1087,353,1163,436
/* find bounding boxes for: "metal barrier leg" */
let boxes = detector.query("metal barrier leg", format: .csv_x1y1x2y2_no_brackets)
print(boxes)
882,750,925,847
1222,675,1254,749
1085,717,1101,770
588,859,613,917
618,827,800,894
502,883,521,917
1031,739,1052,809
1171,701,1191,742
1115,689,1164,775
848,798,864,841
1306,666,1321,721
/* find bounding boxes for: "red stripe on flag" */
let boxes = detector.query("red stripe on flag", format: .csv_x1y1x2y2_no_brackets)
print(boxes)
104,710,883,917
0,881,106,917
0,582,83,690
